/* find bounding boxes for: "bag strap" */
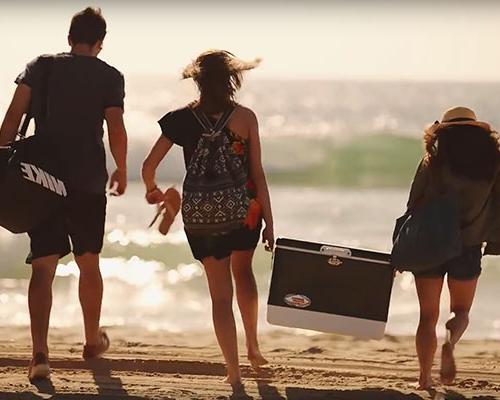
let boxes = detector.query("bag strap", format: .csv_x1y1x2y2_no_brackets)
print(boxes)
18,56,54,139
190,107,214,132
18,111,32,139
213,106,236,132
190,104,236,133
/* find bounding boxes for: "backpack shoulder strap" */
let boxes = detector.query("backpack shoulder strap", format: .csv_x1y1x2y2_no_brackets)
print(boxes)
214,106,236,132
190,106,214,132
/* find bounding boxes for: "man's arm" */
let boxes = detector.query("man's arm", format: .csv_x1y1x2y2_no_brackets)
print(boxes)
0,84,32,146
105,107,128,195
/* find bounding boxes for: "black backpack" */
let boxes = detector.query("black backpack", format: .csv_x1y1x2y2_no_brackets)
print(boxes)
182,106,250,235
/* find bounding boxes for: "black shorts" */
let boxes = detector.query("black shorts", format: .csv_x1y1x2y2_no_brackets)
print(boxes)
413,245,482,280
186,221,262,262
27,191,107,263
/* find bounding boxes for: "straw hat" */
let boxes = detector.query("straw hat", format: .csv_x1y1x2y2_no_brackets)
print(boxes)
426,106,492,134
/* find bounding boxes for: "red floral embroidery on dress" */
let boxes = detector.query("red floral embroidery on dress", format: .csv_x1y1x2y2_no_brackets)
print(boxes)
229,133,263,228
232,141,244,156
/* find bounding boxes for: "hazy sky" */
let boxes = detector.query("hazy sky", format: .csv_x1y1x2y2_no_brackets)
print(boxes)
1,1,500,84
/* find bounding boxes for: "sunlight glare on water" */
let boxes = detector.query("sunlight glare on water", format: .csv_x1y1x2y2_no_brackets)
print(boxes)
106,228,188,247
0,185,499,339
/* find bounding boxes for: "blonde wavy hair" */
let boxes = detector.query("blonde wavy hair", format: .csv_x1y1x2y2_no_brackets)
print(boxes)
182,50,261,113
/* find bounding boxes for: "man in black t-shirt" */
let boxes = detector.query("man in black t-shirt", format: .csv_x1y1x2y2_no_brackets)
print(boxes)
0,7,128,380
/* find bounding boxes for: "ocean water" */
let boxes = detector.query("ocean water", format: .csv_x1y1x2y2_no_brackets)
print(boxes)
1,79,499,339
2,76,492,186
0,184,499,340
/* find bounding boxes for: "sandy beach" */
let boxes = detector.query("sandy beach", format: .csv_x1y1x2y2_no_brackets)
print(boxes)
0,327,498,400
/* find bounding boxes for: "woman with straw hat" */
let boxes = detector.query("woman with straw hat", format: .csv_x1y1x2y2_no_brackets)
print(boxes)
406,106,500,389
142,50,274,389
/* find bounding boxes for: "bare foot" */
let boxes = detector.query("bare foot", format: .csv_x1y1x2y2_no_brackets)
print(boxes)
28,352,51,382
82,329,110,360
445,314,468,345
248,351,269,371
415,375,434,390
440,340,456,385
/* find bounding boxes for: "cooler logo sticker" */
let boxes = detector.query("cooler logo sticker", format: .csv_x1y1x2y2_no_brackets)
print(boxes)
284,294,311,308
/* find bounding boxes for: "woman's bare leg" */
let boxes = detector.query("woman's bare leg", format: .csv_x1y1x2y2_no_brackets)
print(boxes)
202,256,241,385
415,276,444,389
231,250,268,369
440,277,478,384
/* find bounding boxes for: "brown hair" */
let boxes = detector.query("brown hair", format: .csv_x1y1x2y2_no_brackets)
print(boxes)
183,50,260,114
424,124,500,181
69,7,107,46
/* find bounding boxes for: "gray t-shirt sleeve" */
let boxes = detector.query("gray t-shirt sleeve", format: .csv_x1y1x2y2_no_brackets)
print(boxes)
104,70,125,110
15,56,43,87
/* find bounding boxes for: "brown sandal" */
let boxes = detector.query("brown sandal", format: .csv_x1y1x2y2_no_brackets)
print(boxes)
159,188,181,235
148,187,181,235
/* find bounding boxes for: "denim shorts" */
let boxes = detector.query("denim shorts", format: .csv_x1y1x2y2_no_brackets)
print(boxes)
413,245,482,280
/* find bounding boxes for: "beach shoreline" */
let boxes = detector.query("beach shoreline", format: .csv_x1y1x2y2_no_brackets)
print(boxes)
0,326,498,399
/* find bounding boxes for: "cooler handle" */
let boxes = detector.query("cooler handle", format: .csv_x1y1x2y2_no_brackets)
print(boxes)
319,246,352,257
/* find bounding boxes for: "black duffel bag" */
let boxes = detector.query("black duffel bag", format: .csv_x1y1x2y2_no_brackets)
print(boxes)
0,56,67,234
0,135,66,233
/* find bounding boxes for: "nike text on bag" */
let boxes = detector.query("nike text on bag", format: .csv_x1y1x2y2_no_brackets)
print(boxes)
0,136,67,233
391,192,462,273
182,106,250,235
0,56,67,234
